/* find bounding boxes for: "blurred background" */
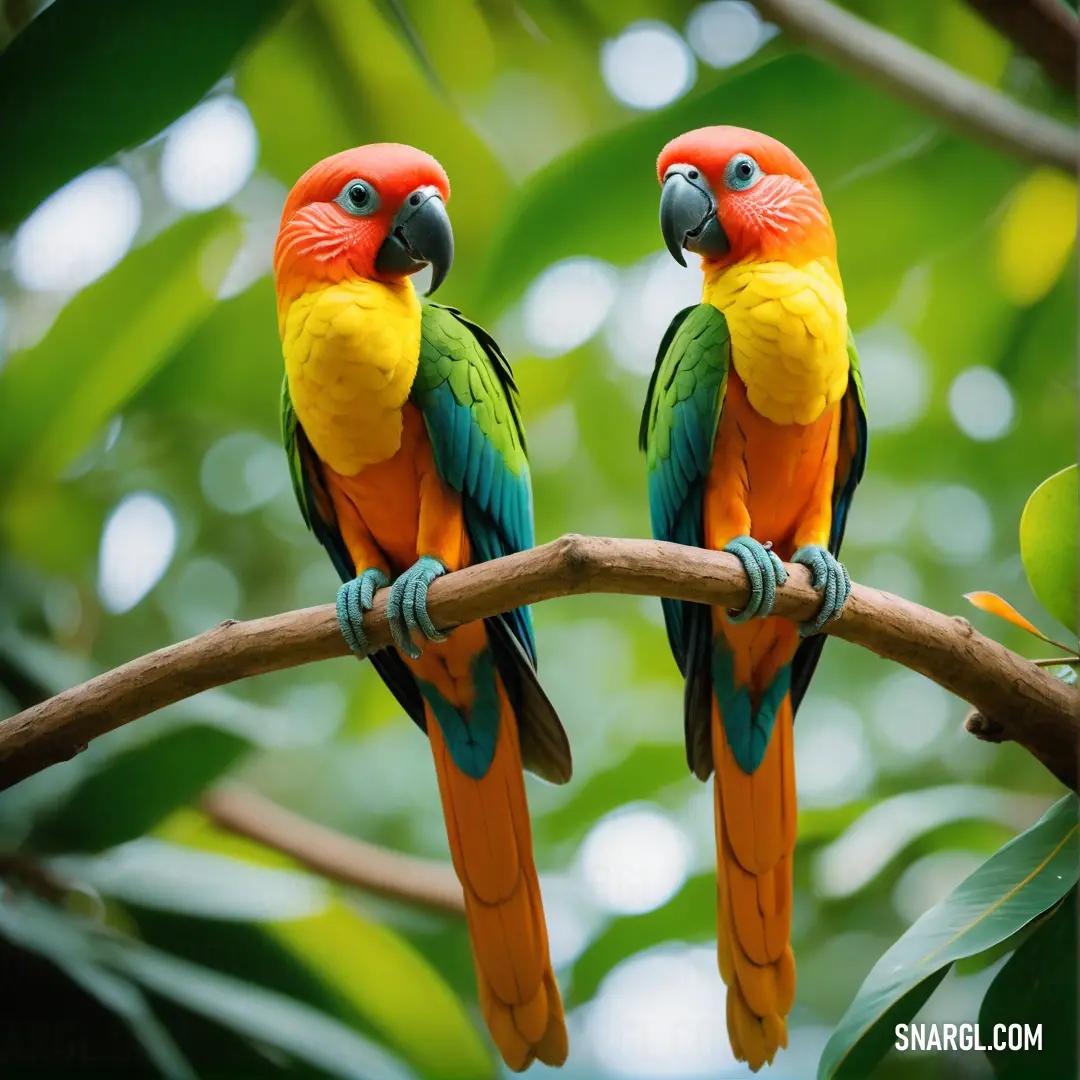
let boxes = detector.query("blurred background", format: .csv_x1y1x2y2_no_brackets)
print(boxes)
0,1,1076,1078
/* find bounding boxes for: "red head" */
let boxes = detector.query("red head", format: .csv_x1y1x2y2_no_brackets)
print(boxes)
274,143,453,301
657,126,834,269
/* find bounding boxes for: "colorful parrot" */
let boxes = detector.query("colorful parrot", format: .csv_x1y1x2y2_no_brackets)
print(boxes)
273,144,571,1071
640,127,867,1070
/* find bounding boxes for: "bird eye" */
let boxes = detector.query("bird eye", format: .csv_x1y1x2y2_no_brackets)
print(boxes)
334,179,380,216
724,154,762,192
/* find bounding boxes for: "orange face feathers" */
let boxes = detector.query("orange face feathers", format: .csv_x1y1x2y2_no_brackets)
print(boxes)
274,143,453,298
657,126,834,267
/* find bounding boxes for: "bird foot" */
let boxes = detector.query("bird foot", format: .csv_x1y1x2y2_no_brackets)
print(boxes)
336,568,390,653
792,545,851,637
723,536,788,622
387,555,449,659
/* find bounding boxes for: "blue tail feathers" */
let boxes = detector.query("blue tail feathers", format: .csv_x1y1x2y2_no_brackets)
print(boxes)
417,649,501,779
712,644,791,774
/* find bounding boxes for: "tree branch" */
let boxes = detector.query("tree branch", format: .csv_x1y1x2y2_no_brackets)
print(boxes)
200,787,464,915
754,0,1078,173
964,0,1078,94
0,535,1076,790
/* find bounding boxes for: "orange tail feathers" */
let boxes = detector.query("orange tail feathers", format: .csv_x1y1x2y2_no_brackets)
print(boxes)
426,677,568,1071
712,691,797,1072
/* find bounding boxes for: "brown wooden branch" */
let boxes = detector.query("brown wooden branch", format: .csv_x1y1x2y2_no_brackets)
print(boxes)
0,534,1077,790
754,0,1078,173
200,787,464,914
965,0,1078,94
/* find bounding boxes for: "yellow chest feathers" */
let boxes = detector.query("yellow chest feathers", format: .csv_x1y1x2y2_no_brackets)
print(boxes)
281,278,421,475
703,259,849,426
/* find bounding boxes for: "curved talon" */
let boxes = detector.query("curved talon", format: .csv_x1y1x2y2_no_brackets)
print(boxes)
336,568,390,654
723,536,788,623
387,555,449,659
792,545,851,637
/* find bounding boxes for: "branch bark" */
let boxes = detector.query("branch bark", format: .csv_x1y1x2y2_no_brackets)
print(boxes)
965,0,1078,94
200,787,464,915
755,0,1078,174
0,535,1077,790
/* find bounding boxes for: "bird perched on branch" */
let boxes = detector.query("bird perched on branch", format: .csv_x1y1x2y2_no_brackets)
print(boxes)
640,126,868,1070
273,144,571,1071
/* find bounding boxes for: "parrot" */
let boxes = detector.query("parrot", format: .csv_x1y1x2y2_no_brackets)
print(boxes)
640,127,867,1070
273,143,571,1071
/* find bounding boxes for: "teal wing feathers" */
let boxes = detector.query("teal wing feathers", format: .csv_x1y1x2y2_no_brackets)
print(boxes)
640,303,730,778
413,303,570,784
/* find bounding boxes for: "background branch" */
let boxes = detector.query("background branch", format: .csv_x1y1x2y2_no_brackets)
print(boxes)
1,535,1077,791
964,0,1079,94
755,0,1078,173
200,787,464,915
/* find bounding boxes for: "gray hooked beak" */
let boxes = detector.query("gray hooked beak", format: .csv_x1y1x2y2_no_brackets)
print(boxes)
659,165,729,267
375,186,454,296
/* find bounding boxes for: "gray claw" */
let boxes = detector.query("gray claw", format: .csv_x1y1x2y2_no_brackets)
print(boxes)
336,568,390,653
792,545,851,637
387,555,449,659
723,536,788,623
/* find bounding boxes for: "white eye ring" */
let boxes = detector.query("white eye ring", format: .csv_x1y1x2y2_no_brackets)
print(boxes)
724,154,762,192
335,179,381,216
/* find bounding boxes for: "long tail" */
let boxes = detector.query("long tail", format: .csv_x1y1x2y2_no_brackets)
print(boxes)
425,667,568,1071
711,621,798,1071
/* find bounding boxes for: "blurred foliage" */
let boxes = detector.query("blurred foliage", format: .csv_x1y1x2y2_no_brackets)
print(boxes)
819,794,1079,1079
0,0,1077,1078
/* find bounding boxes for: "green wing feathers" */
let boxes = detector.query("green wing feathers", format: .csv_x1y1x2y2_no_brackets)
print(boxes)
413,303,571,785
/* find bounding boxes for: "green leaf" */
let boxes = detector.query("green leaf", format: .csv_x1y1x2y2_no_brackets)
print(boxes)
817,794,1080,1080
0,0,288,229
0,895,194,1080
1020,465,1078,635
52,839,331,921
156,809,495,1080
979,889,1077,1079
0,210,241,488
267,903,495,1080
28,724,249,854
106,939,419,1080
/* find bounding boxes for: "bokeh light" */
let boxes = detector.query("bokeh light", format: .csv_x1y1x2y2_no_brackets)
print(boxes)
863,551,923,605
601,21,696,111
871,670,952,761
947,366,1016,441
160,96,259,212
522,257,619,357
794,699,875,806
844,477,918,549
586,946,732,1078
856,324,929,433
686,1,766,68
578,805,691,915
920,485,993,564
97,492,178,614
538,873,602,969
13,167,142,293
528,402,580,475
201,431,289,515
606,252,704,375
162,557,243,639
